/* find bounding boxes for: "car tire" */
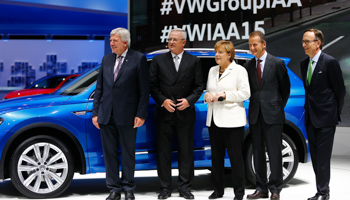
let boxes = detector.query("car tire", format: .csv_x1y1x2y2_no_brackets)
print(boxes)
245,133,299,185
10,135,74,199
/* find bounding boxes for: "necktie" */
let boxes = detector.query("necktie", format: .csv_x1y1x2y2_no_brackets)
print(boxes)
257,59,262,85
114,56,123,81
307,60,314,85
174,55,179,71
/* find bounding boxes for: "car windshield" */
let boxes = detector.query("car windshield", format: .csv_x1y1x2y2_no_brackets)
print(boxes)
27,76,66,89
57,67,100,96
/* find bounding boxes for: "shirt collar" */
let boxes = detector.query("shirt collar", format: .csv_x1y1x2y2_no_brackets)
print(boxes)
117,48,128,58
256,51,267,62
171,51,184,59
310,50,322,63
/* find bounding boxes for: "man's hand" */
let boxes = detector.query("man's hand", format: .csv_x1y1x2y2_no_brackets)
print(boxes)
134,117,145,128
162,99,176,112
176,98,190,110
92,116,100,129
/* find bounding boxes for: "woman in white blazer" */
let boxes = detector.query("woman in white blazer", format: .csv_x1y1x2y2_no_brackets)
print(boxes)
204,41,250,200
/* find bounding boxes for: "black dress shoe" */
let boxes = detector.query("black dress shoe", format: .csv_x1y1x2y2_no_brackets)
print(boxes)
234,196,243,200
179,190,194,199
106,192,121,200
270,193,280,200
308,194,319,200
208,191,223,199
308,194,330,200
125,191,135,200
158,190,172,199
322,194,330,200
247,191,269,199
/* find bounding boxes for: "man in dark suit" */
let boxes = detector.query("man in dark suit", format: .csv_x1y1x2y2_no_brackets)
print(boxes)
245,31,290,200
149,28,204,199
301,28,345,200
92,28,149,200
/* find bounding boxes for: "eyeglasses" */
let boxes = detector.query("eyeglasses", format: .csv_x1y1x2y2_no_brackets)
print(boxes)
301,40,318,45
168,38,184,42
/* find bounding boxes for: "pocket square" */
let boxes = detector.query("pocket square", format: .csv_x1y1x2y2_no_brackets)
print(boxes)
318,71,322,74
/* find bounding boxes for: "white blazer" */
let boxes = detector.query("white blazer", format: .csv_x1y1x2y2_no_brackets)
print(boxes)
206,61,251,128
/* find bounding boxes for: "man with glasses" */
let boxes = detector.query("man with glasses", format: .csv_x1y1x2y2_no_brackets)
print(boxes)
301,28,346,200
149,28,204,199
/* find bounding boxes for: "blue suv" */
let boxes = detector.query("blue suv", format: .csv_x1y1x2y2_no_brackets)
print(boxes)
0,49,309,198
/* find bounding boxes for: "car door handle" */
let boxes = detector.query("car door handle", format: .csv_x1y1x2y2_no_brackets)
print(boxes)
72,110,92,115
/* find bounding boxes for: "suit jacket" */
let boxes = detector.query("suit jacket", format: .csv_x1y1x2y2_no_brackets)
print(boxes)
149,51,204,122
206,62,250,127
300,52,346,128
245,53,290,125
93,49,149,125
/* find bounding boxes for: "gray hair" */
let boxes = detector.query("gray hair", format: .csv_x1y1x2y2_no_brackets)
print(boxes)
110,28,131,48
171,28,187,40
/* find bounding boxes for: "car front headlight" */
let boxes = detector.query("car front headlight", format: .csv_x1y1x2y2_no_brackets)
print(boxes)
0,117,4,125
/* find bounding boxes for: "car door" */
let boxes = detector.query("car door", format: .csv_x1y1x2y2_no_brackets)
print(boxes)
85,88,159,172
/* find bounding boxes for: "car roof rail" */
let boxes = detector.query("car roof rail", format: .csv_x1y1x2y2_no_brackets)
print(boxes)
147,48,250,55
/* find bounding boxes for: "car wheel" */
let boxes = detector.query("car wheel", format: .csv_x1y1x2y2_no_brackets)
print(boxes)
10,135,74,199
245,133,299,185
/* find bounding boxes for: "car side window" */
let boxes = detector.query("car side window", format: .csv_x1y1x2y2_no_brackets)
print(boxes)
32,77,64,89
60,69,100,96
235,58,249,66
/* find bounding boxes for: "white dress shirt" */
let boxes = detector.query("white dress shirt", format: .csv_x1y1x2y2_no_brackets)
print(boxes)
114,49,128,72
308,50,322,77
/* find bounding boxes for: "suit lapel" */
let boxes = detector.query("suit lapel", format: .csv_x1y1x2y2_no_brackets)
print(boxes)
109,54,117,82
165,52,177,76
213,66,220,82
219,63,233,82
175,52,189,82
302,53,323,90
310,53,324,87
114,49,132,83
249,59,260,88
261,54,273,88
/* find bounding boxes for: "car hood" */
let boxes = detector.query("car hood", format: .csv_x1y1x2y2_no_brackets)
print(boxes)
0,94,72,115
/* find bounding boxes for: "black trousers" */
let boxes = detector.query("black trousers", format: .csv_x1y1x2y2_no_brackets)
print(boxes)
156,119,195,192
250,113,283,194
100,116,137,193
209,120,245,197
306,116,335,195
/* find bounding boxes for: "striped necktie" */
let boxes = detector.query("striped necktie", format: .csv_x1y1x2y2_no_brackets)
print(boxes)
114,56,123,81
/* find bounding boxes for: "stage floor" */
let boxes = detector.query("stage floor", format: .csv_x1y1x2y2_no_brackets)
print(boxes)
0,155,349,200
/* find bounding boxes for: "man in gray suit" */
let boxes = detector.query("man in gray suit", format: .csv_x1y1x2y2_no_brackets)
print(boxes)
245,31,290,200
